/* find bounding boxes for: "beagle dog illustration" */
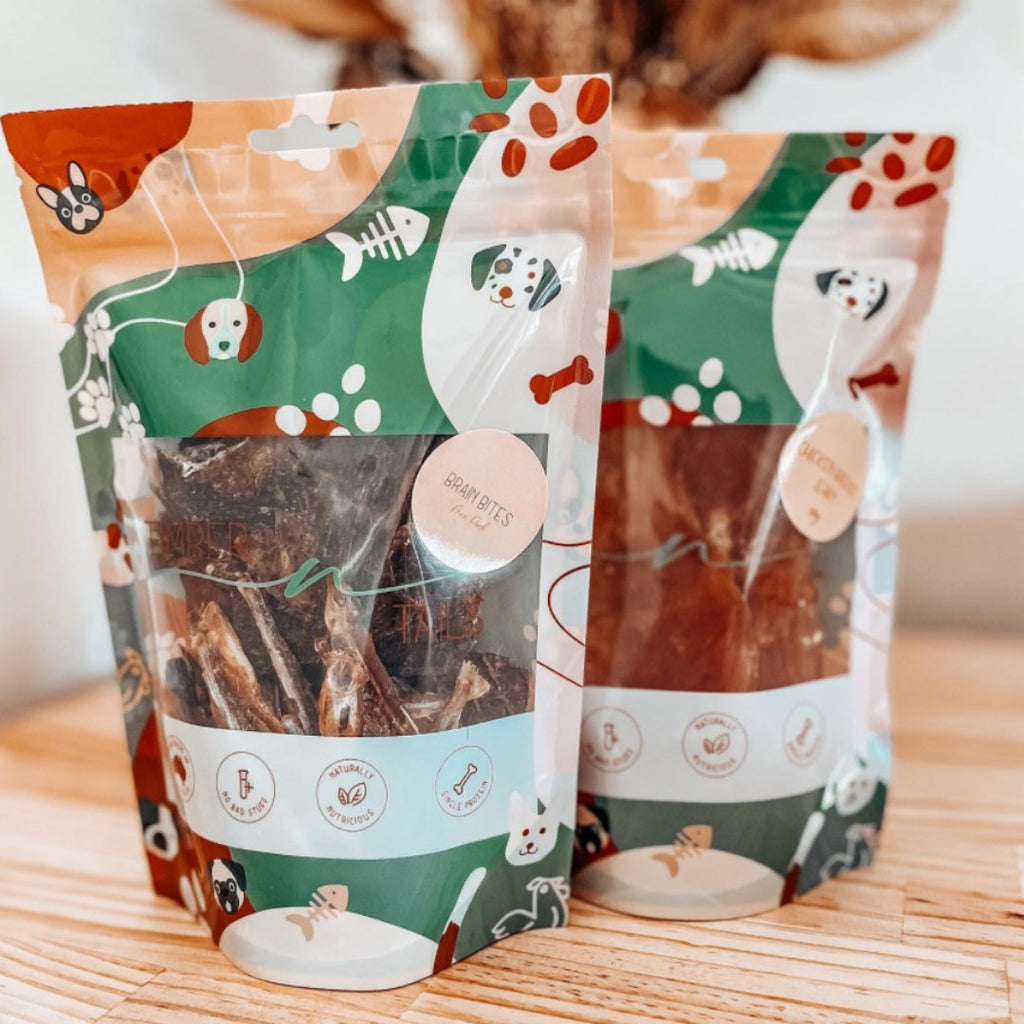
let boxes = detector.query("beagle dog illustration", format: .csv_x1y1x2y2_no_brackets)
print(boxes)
36,160,104,234
471,243,561,311
816,268,888,320
184,298,263,364
207,857,247,915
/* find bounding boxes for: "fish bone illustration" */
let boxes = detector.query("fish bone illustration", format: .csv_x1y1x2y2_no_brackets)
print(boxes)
680,228,778,287
286,884,349,942
327,206,430,282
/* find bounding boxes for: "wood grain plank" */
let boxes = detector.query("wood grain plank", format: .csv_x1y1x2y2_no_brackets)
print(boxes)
0,632,1021,1023
98,968,424,1024
0,939,158,1024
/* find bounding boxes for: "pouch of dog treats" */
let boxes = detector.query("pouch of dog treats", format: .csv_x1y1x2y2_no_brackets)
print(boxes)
574,130,953,918
3,76,612,987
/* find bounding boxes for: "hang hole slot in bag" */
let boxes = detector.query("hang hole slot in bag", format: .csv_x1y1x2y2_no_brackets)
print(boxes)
249,115,363,153
622,148,728,185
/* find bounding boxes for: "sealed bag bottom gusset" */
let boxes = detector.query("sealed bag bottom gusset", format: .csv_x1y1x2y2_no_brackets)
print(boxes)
573,130,953,918
4,76,613,987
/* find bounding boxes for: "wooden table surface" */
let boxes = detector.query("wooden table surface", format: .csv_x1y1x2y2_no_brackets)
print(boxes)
1,631,1023,1023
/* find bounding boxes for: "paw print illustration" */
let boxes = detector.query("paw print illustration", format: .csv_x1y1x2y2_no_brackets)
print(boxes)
523,608,539,644
118,402,145,439
84,308,114,361
273,363,383,437
77,377,115,427
636,357,743,428
825,132,955,211
471,76,609,177
50,304,76,352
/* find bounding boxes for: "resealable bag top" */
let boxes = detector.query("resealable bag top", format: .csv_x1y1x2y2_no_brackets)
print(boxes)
574,130,954,918
4,76,613,988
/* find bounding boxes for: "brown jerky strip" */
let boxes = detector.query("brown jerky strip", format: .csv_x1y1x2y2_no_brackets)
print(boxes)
238,582,317,734
436,660,491,732
191,602,283,732
322,582,418,736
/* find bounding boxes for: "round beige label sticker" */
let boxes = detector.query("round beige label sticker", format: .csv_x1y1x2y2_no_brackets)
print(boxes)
411,430,548,573
778,412,868,542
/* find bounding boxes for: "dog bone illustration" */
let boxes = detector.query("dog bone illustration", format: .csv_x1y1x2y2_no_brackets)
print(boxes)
190,602,283,732
239,582,317,734
452,763,478,796
529,354,594,405
848,361,899,398
437,660,491,731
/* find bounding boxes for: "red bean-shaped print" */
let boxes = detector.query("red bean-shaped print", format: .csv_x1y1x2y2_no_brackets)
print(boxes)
850,180,873,210
844,132,867,146
577,78,610,124
926,135,956,171
894,132,915,144
502,138,527,177
482,79,508,99
826,156,863,173
882,153,905,180
536,76,562,93
550,135,598,171
895,183,939,207
469,112,510,133
529,103,558,139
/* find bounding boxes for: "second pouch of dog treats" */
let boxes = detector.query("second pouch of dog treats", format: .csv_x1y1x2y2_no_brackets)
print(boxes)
4,76,612,987
573,130,954,918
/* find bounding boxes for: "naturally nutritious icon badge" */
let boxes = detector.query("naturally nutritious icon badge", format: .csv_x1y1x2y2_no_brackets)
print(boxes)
316,758,389,832
682,713,748,778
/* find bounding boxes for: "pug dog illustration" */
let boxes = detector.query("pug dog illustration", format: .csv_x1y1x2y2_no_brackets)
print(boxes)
816,268,888,320
36,160,104,234
184,298,264,364
207,857,248,915
471,243,561,311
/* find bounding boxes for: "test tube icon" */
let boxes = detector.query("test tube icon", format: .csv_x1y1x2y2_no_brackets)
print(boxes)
238,769,254,800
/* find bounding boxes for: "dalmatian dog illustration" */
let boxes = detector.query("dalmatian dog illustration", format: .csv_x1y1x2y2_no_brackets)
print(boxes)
816,268,888,320
36,160,104,234
471,243,562,311
207,857,248,915
184,298,264,364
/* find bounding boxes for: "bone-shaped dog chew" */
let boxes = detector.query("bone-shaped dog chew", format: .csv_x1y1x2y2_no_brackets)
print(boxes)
849,362,899,398
530,355,594,405
453,763,478,796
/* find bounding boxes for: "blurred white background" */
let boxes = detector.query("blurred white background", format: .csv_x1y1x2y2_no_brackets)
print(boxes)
0,0,1020,714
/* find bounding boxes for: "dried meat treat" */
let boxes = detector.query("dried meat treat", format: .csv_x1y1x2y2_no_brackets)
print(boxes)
587,424,824,693
460,653,533,725
146,434,538,737
436,660,491,731
317,581,418,737
162,650,212,726
190,602,283,732
370,524,484,684
238,583,317,734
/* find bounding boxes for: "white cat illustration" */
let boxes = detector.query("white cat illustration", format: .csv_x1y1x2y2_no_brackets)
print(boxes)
504,790,560,866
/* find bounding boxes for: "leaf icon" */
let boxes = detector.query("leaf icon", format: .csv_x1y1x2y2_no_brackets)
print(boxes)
337,782,367,807
702,738,715,755
711,733,731,755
